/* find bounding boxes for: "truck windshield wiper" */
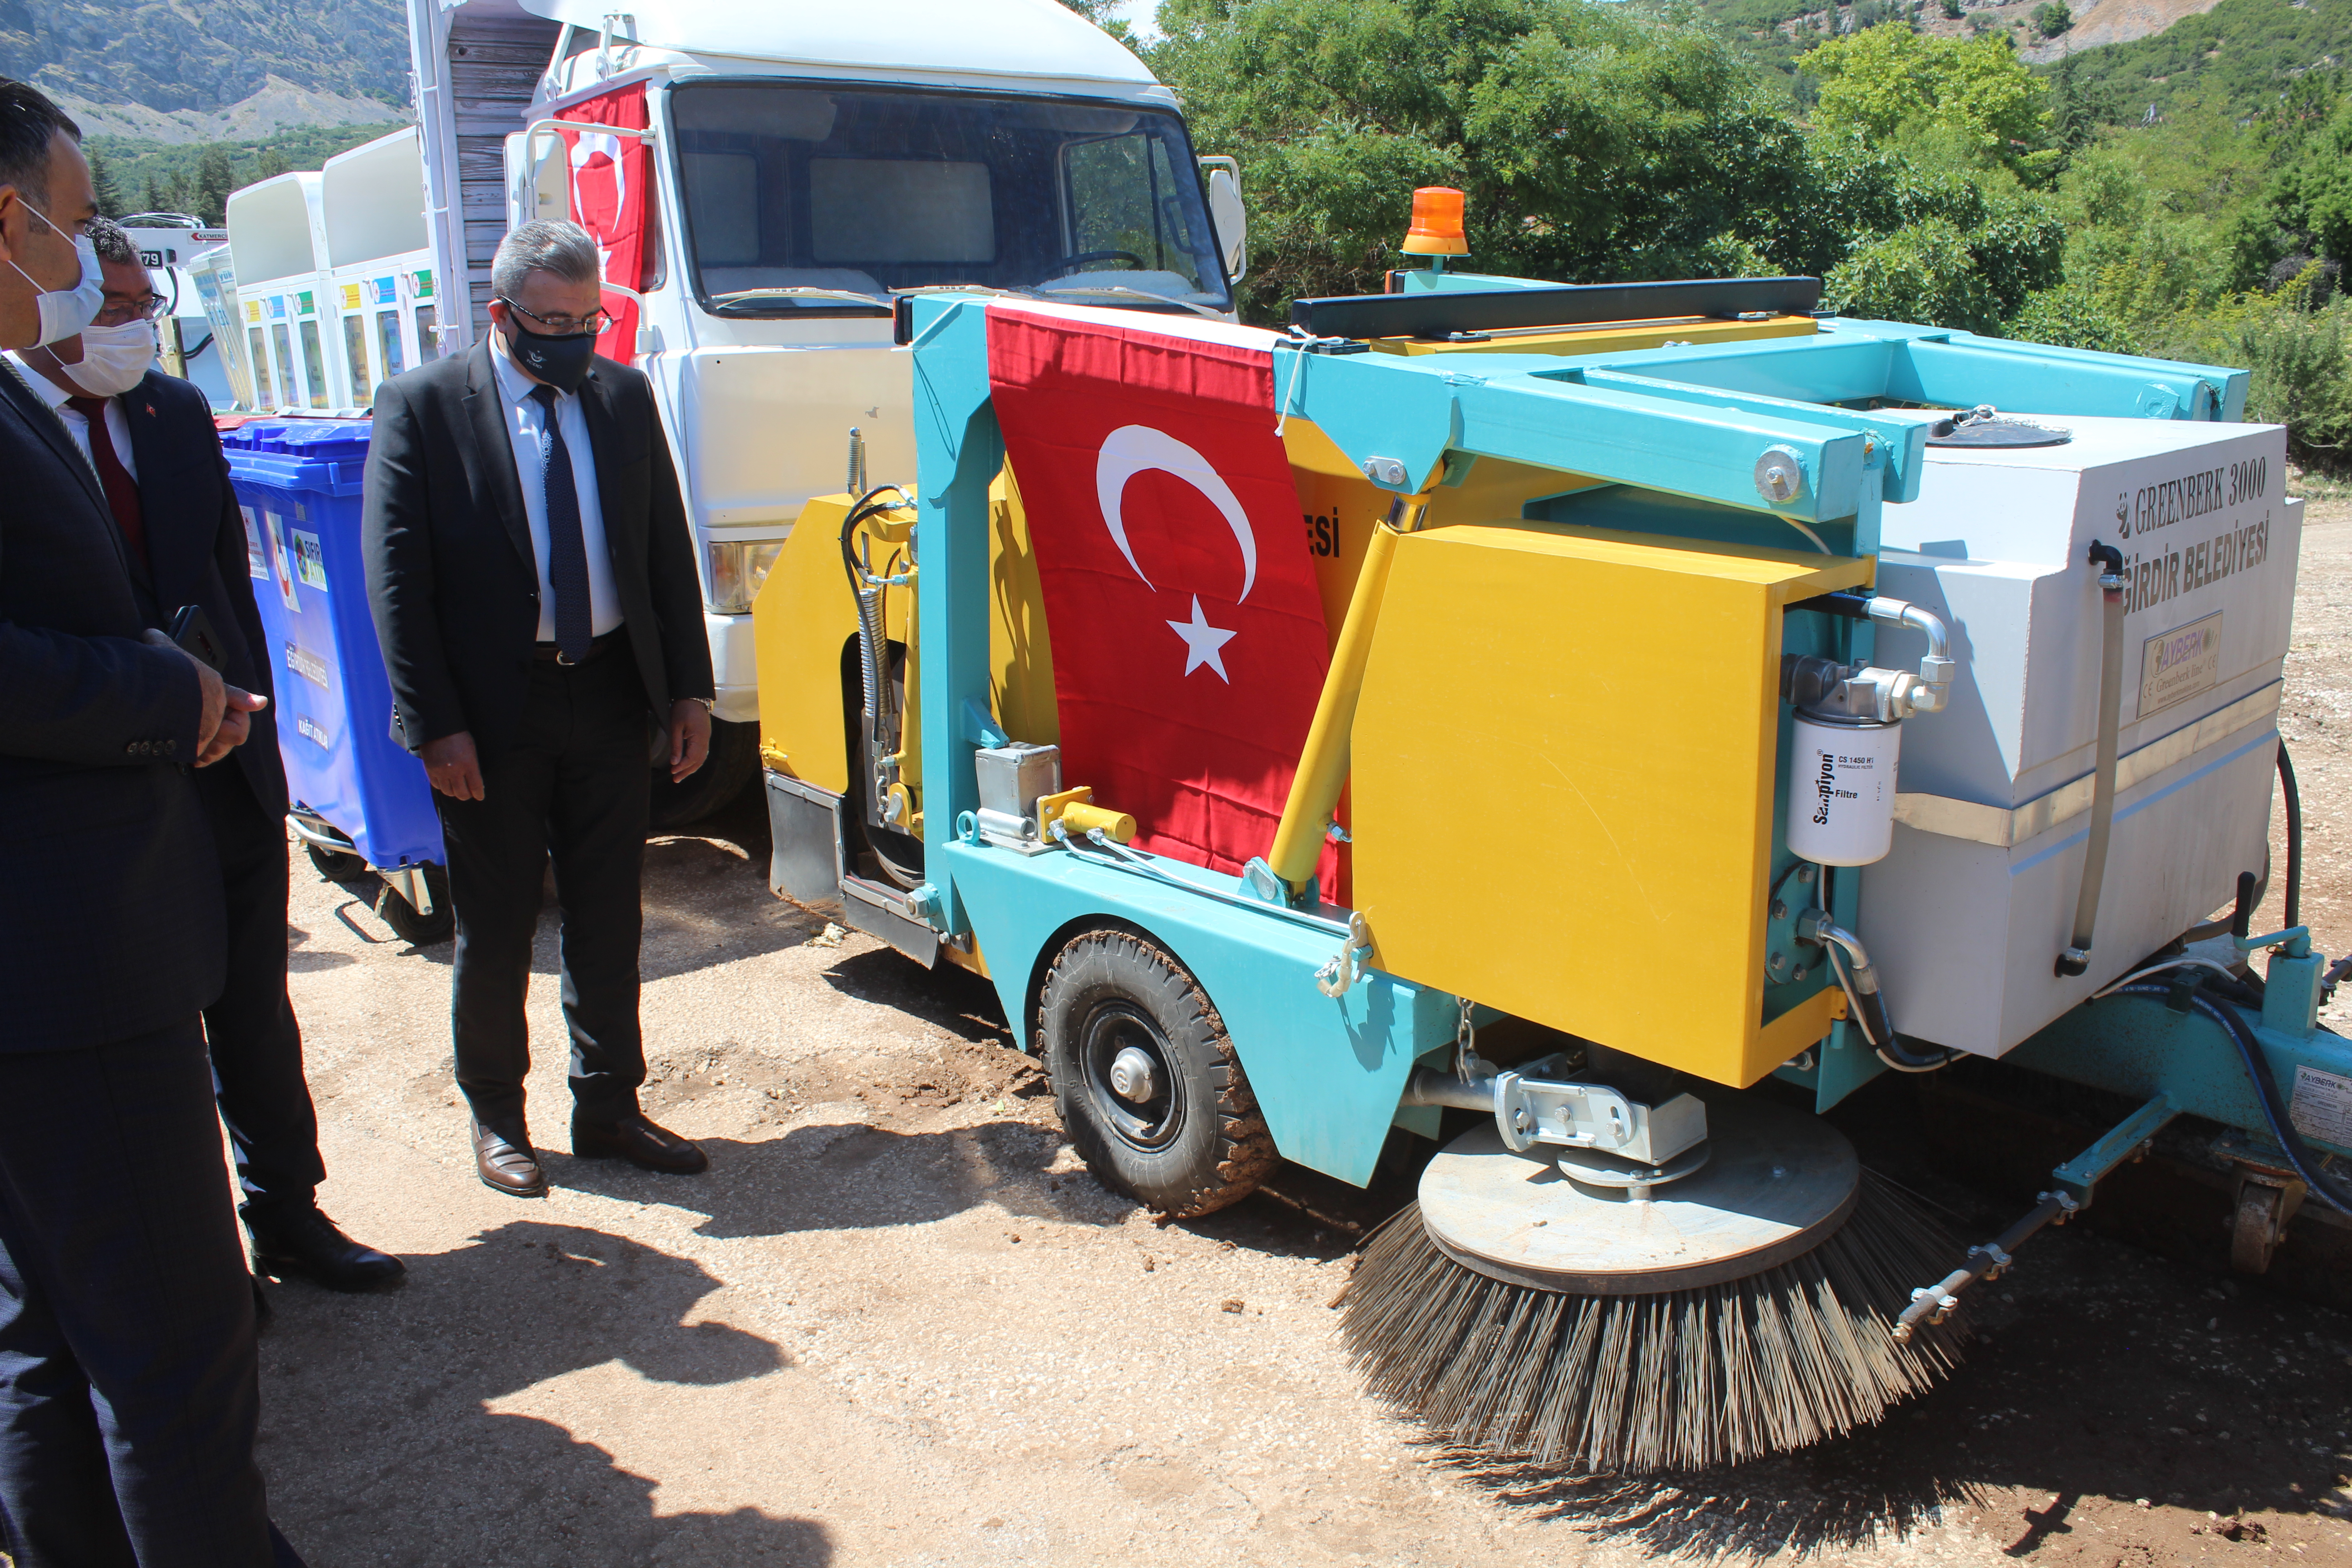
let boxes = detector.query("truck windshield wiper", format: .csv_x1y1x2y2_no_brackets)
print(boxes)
709,286,890,312
1028,281,1230,320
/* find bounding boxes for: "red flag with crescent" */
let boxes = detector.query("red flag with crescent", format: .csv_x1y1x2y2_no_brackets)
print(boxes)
553,84,648,362
986,301,1339,901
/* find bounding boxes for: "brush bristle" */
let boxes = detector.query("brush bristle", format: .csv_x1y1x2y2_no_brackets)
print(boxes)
1339,1171,1972,1473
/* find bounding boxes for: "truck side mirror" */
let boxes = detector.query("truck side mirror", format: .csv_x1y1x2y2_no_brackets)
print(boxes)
504,128,571,229
1200,157,1246,285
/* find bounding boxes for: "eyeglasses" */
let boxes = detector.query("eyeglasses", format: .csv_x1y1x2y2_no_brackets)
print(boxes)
91,293,168,326
497,297,614,336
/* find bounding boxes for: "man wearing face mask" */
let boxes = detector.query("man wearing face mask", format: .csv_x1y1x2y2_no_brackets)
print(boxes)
0,79,303,1566
364,220,715,1198
7,216,404,1296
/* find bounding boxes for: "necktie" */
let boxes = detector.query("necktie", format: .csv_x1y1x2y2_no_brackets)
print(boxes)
64,394,149,570
530,384,593,662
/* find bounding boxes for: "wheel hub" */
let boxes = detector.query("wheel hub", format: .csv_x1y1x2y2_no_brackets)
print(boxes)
1080,1002,1184,1152
1108,1046,1158,1103
1416,1093,1860,1294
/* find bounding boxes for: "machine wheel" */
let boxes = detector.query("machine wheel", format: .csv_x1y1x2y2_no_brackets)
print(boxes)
1037,928,1276,1217
649,717,758,831
375,864,454,946
304,840,367,881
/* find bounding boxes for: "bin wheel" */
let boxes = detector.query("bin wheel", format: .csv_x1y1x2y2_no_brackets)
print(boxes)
376,864,454,946
649,717,758,831
304,841,368,881
1038,928,1276,1218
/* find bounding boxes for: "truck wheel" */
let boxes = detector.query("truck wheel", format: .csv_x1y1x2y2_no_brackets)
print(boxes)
305,840,368,881
1038,929,1276,1218
376,864,454,946
650,717,757,831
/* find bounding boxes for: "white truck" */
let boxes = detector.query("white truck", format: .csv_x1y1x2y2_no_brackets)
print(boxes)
383,0,1247,823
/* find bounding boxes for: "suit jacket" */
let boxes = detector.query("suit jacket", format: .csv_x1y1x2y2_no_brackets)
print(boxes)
361,341,714,759
120,367,289,819
0,360,225,1051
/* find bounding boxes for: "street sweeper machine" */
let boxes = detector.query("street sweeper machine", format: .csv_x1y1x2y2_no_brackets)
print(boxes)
749,197,2352,1472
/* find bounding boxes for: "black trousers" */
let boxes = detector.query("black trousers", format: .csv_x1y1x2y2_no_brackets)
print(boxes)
196,764,325,1223
435,651,652,1131
0,1022,278,1567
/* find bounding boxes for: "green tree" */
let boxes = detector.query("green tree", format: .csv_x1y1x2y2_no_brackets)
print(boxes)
195,146,235,226
140,174,166,215
88,151,123,218
1805,27,2052,173
1056,0,1137,42
1153,0,1813,318
2032,0,2071,35
253,147,291,181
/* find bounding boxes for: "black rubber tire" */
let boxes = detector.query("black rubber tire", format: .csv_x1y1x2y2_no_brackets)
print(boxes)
304,840,368,881
375,864,454,946
649,716,758,831
1037,929,1276,1217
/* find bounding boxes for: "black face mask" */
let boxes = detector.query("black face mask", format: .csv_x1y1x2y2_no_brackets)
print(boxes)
504,318,598,394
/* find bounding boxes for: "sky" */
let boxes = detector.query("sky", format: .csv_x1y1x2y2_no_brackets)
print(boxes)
1111,0,1161,38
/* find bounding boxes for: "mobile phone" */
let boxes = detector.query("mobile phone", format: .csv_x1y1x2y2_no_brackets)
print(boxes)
168,604,226,672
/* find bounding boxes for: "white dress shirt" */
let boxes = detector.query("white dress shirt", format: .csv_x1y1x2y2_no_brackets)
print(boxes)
488,333,622,641
5,351,138,483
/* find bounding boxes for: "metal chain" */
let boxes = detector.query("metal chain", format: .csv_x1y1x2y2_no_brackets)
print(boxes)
1454,995,1477,1080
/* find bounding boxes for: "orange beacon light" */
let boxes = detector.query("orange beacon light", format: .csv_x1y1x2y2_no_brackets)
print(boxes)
1401,186,1468,257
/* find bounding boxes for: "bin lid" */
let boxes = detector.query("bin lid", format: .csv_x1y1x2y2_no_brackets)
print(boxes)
221,417,371,463
222,416,372,499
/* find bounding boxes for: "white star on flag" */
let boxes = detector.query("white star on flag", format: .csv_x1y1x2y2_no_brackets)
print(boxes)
1166,594,1237,681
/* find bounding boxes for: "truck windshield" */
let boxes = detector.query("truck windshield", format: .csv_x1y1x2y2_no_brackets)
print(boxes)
670,82,1232,318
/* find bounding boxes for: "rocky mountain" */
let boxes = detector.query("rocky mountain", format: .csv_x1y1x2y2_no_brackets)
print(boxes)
0,0,414,141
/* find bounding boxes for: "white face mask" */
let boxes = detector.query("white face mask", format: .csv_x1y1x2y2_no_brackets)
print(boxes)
6,200,103,348
60,318,155,396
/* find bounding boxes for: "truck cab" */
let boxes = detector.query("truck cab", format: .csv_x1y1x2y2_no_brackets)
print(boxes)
402,0,1246,818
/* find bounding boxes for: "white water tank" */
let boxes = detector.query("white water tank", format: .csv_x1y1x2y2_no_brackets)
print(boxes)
1858,415,2300,1056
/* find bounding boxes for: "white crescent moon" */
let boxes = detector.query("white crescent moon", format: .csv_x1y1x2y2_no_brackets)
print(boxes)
1095,424,1258,603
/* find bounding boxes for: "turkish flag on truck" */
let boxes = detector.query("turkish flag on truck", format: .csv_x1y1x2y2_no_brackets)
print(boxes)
554,85,649,362
986,301,1339,902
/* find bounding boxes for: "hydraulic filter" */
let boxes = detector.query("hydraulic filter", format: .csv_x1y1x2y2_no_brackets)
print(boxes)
1788,711,1900,866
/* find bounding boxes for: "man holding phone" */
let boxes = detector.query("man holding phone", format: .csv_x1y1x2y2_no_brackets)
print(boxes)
7,216,402,1295
0,78,303,1565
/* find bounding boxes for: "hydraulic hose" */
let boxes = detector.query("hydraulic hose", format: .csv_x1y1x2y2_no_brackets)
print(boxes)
2280,739,2303,932
2058,541,2129,977
2109,983,2352,1218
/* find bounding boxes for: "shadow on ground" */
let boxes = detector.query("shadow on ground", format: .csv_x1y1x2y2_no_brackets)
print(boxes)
257,1220,830,1568
550,1118,1079,1240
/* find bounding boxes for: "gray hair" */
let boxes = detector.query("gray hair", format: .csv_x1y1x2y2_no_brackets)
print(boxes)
84,215,136,267
490,219,601,301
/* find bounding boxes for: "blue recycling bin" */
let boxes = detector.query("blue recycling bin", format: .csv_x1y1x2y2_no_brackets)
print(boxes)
221,420,444,882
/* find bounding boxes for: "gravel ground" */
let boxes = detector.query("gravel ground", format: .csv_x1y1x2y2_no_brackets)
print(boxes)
225,500,2352,1567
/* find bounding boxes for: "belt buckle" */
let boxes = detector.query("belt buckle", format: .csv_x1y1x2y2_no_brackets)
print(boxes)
555,648,578,666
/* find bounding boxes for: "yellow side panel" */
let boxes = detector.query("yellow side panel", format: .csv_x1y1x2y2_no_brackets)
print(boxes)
990,469,1058,747
754,494,862,795
1349,521,1872,1088
1366,314,1818,358
755,473,1059,804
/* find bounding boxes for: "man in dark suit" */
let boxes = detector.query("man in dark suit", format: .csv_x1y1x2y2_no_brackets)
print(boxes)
0,79,302,1566
364,219,716,1198
8,216,402,1294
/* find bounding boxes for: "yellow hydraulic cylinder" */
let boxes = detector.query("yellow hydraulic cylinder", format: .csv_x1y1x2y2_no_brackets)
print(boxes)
1267,503,1414,894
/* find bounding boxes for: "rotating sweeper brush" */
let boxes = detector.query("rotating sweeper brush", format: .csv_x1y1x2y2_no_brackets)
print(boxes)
1340,1073,1971,1473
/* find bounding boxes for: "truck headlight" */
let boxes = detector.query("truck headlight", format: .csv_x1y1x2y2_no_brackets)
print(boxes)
707,539,784,615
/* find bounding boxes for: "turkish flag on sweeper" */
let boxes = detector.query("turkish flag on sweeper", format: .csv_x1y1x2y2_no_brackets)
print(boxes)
987,301,1340,903
555,84,650,362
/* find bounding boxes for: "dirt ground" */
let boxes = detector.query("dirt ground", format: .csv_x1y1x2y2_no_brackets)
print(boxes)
232,503,2352,1568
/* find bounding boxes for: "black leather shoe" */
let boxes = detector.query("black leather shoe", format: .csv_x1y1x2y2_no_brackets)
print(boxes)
245,1206,407,1292
474,1117,546,1197
572,1112,708,1174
